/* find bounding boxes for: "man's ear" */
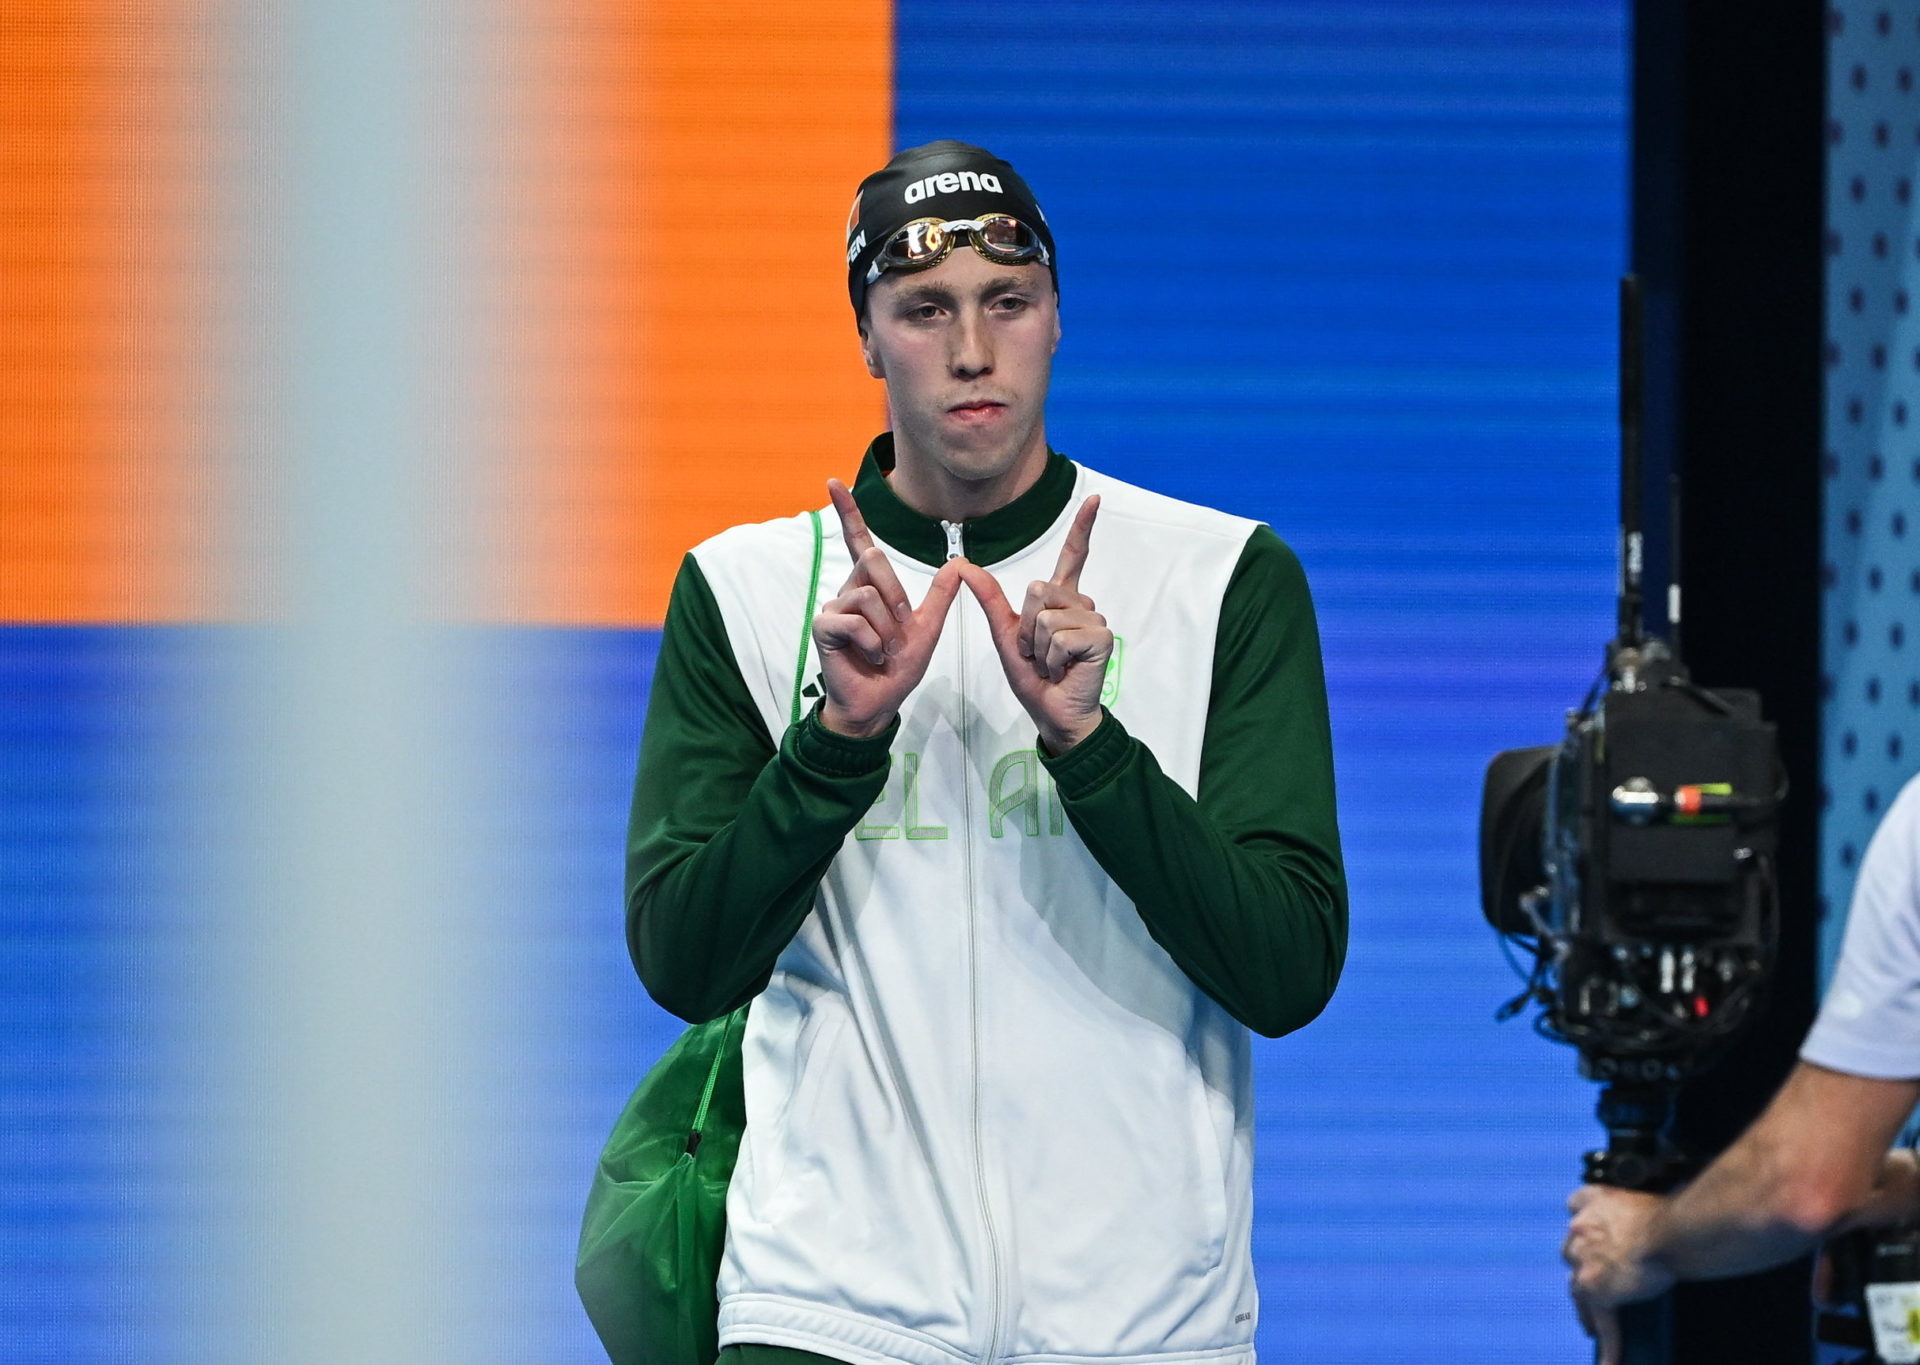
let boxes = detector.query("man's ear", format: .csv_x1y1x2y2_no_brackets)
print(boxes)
859,321,885,379
1050,295,1062,355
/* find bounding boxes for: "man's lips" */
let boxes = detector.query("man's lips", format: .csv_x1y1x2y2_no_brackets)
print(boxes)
947,400,1007,422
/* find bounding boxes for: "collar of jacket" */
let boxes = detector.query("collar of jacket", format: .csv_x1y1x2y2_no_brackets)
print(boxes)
851,431,1076,569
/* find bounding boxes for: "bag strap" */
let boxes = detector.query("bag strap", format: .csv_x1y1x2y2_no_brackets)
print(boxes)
689,506,827,1155
685,1007,738,1155
788,508,825,729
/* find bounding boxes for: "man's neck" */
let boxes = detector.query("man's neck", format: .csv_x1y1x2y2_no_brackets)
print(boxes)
886,430,1051,524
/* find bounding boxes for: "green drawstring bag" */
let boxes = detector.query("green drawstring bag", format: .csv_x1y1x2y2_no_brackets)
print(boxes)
575,1007,746,1365
576,507,825,1364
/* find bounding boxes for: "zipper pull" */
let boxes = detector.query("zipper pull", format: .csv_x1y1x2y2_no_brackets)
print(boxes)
941,520,965,561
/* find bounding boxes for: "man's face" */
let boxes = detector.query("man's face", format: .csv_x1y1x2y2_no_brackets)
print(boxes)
860,245,1060,490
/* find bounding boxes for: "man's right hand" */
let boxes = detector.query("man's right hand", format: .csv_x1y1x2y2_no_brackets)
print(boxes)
1564,1184,1674,1365
812,478,965,738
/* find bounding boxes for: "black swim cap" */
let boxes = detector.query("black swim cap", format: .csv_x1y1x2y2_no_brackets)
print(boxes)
845,140,1057,318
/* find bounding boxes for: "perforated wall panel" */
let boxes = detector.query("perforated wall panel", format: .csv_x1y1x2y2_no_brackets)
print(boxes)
1824,4,1920,976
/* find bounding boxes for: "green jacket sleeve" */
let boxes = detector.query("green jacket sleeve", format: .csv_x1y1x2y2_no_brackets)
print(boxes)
1041,525,1347,1038
625,554,895,1023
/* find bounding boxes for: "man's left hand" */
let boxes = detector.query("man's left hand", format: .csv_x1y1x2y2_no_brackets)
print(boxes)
960,495,1111,754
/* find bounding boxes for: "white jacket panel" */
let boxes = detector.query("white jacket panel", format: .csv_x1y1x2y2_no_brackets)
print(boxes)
693,463,1260,1365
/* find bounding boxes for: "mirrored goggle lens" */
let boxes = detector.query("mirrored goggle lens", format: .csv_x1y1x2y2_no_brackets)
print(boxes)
968,214,1042,260
881,219,951,268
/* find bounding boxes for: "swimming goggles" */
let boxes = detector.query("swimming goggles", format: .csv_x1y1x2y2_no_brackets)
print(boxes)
863,215,1052,286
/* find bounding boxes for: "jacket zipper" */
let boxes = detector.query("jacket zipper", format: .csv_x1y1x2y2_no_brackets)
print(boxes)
955,551,1007,1364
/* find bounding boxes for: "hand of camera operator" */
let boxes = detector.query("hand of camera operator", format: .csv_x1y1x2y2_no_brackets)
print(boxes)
1563,1061,1920,1362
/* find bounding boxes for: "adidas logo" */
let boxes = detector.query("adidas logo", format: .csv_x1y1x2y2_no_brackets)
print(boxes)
903,170,1002,204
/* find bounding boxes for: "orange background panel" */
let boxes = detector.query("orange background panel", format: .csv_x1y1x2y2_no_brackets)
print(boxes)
0,4,223,622
490,0,891,627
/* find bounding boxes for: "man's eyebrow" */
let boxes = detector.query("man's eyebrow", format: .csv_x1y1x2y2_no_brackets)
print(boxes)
890,281,958,308
888,273,1042,309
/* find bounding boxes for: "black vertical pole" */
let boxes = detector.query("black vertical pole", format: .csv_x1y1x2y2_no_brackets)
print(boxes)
1619,274,1646,651
1629,0,1825,1361
1630,0,1683,650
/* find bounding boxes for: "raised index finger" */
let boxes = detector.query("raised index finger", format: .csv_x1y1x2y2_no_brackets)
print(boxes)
1051,494,1100,591
828,478,874,562
829,478,910,622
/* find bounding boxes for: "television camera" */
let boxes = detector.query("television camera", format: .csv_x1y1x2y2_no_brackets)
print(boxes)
1478,276,1785,1194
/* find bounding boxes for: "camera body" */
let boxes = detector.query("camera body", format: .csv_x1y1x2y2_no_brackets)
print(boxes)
1544,659,1780,1078
1482,640,1782,1111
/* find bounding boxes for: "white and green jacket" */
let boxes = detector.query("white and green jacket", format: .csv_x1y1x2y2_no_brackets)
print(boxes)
626,435,1346,1365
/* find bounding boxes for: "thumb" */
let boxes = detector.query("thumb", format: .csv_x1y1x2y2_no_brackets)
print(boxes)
958,562,1018,648
1812,1243,1838,1309
956,564,1029,668
916,559,966,633
1593,1304,1622,1365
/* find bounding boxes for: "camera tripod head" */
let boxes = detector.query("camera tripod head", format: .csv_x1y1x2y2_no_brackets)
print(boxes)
1582,1079,1686,1192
